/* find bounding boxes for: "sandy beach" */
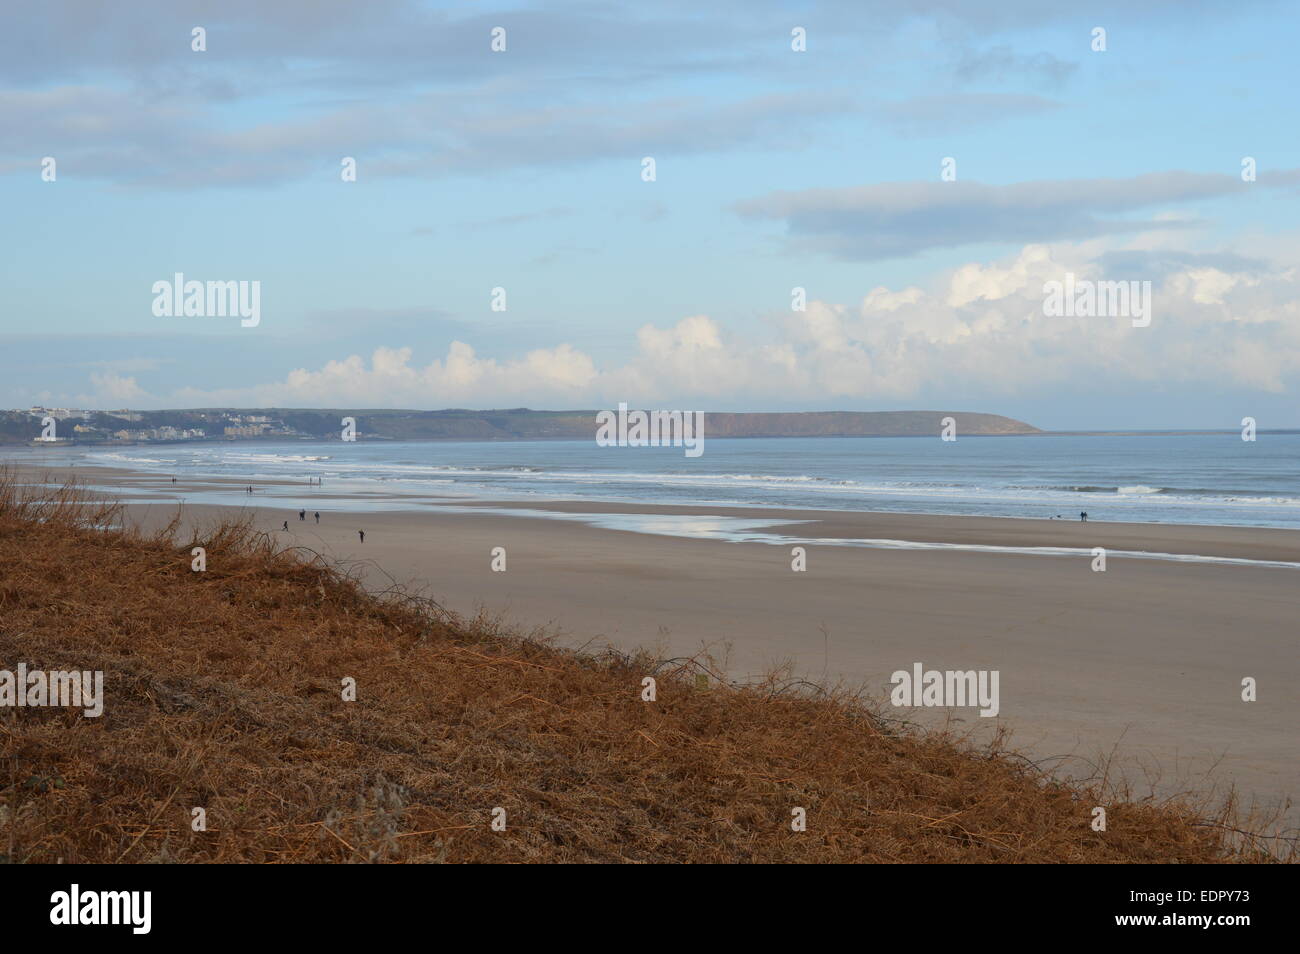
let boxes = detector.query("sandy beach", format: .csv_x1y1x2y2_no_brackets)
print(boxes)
11,459,1300,825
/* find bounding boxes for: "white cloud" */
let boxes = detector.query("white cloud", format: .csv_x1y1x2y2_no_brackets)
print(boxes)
70,371,147,406
69,241,1300,410
176,341,598,407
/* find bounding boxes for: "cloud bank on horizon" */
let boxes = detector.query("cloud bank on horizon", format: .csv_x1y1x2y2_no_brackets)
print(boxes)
1,0,1297,429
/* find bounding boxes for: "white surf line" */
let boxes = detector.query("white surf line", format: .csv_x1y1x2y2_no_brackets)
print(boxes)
438,506,1300,570
769,534,1300,570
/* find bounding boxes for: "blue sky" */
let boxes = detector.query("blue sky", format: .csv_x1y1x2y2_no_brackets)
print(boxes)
1,0,1297,428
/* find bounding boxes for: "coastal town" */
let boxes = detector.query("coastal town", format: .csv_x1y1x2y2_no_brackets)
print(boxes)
3,407,303,445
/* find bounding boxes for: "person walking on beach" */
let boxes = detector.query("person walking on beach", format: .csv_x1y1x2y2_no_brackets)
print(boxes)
358,529,365,543
314,512,320,524
282,520,289,531
299,509,305,521
1080,511,1088,522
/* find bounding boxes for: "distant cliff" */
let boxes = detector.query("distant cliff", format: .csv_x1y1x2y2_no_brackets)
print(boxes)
1,407,1039,443
281,408,1040,439
688,411,1038,438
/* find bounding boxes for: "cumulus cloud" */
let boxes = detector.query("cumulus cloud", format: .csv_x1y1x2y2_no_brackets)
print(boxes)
102,241,1299,410
66,371,149,407
168,342,598,408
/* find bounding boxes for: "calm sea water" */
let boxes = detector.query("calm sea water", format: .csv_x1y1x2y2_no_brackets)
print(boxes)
32,432,1300,529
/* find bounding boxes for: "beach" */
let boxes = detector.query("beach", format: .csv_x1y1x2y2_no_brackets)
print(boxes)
11,458,1299,825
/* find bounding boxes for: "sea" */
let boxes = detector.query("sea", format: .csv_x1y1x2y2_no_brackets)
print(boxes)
16,432,1300,531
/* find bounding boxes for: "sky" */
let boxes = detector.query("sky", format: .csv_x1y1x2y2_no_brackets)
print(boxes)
1,0,1297,429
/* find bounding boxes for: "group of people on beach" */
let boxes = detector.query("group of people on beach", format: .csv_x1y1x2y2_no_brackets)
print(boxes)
270,493,363,542
278,513,364,542
166,472,361,542
244,476,321,494
281,509,322,531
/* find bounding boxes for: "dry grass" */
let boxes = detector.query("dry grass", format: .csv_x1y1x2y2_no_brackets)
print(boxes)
0,470,1289,863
